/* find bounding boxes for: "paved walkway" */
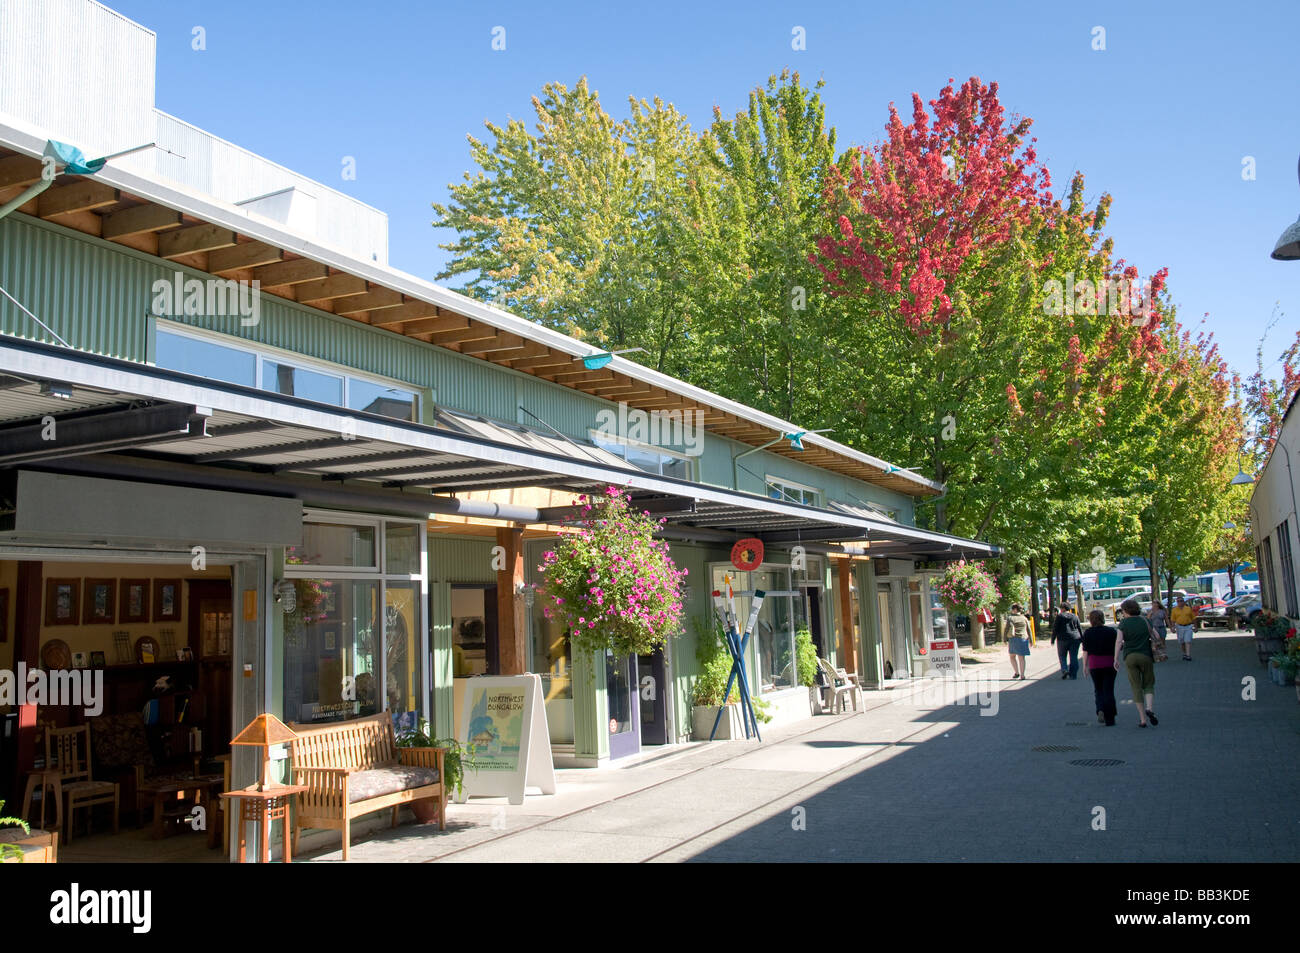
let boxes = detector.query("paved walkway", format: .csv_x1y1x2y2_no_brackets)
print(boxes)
300,629,1300,862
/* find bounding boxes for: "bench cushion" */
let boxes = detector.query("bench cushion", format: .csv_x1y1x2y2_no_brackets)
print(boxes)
348,764,440,804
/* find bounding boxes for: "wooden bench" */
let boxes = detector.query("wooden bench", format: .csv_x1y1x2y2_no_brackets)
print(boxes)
288,712,446,861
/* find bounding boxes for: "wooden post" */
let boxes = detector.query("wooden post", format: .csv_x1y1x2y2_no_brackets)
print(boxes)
14,562,41,795
836,557,856,675
495,527,526,675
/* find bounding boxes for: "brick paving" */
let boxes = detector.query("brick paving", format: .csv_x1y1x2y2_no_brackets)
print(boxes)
299,628,1300,862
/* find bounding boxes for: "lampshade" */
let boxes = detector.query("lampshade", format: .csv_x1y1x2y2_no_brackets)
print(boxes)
582,352,614,370
1272,215,1300,261
1229,470,1255,486
231,712,297,747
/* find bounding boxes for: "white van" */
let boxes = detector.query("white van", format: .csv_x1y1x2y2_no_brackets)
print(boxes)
1082,585,1146,617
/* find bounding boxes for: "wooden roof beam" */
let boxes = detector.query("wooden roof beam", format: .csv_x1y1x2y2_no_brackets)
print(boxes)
253,258,329,286
37,181,120,217
101,203,184,240
0,155,43,189
424,324,500,345
158,223,237,259
208,240,284,275
372,304,443,330
295,273,369,303
335,288,405,317
509,351,574,371
460,332,531,356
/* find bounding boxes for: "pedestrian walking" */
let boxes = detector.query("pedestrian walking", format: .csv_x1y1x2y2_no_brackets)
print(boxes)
1006,604,1031,680
1115,598,1159,728
1051,602,1083,679
1148,600,1170,645
1081,610,1119,726
1170,596,1197,661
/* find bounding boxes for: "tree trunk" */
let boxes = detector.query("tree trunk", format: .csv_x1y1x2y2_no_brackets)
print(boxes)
1046,547,1056,616
1060,552,1071,609
1029,556,1040,641
1148,537,1159,604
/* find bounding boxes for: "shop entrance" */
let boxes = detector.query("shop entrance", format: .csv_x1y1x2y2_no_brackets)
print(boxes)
877,582,904,679
637,649,667,747
606,652,640,759
1,553,249,862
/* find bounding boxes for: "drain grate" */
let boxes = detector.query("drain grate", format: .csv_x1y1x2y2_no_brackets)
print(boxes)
1032,744,1080,752
1070,758,1125,767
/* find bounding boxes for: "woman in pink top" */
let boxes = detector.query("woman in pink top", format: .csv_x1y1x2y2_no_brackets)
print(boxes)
1080,610,1119,726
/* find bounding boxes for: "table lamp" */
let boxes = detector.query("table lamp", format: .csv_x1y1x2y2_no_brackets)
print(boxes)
230,713,297,792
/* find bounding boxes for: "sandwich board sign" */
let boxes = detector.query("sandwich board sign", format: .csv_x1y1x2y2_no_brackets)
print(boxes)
927,639,962,676
456,673,556,805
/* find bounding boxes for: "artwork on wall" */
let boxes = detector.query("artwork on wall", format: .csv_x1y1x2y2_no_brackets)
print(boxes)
82,578,116,625
119,579,150,624
153,578,181,622
90,651,106,669
44,578,80,626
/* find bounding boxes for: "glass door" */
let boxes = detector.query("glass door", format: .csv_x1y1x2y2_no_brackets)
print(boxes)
606,652,641,759
637,649,667,746
877,582,900,679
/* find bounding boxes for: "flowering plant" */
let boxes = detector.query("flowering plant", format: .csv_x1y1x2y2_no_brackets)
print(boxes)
935,559,1000,615
1252,609,1294,641
539,488,687,657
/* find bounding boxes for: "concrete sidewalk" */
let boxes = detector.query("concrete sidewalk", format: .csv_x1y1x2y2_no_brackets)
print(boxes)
299,629,1300,862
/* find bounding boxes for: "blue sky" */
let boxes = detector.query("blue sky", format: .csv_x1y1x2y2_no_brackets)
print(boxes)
112,0,1300,379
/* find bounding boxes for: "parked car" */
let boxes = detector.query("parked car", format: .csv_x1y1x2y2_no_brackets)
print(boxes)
1192,596,1232,630
1106,589,1191,623
1228,595,1264,629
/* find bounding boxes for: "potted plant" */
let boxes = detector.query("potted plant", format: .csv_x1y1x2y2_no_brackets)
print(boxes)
690,617,771,739
394,719,474,823
794,627,821,712
1252,610,1294,664
0,801,30,863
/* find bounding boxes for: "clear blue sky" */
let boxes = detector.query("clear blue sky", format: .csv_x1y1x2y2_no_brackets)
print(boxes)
112,0,1300,379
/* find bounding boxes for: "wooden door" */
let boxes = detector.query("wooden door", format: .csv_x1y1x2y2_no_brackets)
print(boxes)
188,580,233,753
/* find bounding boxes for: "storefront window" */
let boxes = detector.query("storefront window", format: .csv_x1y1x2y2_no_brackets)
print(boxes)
385,521,421,575
909,579,927,654
929,582,949,642
530,591,574,745
282,516,426,725
712,565,808,695
293,521,376,569
452,587,490,677
283,578,381,724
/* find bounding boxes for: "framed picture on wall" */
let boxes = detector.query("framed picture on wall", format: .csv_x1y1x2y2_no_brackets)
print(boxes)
44,578,80,626
89,651,106,669
82,578,116,625
119,579,150,624
153,579,181,622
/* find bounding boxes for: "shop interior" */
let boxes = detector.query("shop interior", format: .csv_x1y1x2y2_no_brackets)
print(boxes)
0,559,234,862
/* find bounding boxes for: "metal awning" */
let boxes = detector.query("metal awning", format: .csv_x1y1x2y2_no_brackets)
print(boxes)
0,335,998,559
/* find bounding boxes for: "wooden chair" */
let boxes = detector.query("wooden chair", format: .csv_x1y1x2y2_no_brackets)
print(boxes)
817,658,863,714
46,725,119,845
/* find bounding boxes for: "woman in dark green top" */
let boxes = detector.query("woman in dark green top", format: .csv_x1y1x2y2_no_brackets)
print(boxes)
1115,599,1159,727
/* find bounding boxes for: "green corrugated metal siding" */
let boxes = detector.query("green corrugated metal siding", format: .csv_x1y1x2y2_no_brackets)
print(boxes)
1,212,919,517
427,535,498,583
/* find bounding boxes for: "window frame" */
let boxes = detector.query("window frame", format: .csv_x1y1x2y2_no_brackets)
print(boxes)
154,320,422,422
764,475,823,507
587,428,696,480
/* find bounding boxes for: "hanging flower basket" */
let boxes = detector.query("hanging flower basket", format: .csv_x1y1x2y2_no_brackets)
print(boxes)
935,559,1000,618
538,488,687,657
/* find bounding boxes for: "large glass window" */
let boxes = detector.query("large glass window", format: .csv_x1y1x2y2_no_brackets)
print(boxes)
589,431,694,479
282,516,426,726
530,588,574,744
709,563,812,695
262,359,343,404
155,328,256,386
1278,521,1298,617
155,324,420,423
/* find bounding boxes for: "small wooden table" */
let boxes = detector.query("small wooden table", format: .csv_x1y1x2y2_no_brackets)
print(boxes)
220,784,306,863
137,775,224,840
